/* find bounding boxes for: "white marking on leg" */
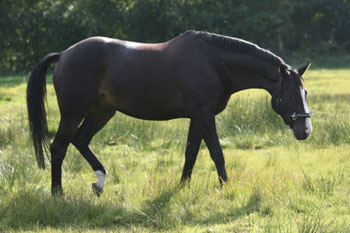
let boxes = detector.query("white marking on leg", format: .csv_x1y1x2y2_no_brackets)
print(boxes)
95,170,107,189
300,87,312,134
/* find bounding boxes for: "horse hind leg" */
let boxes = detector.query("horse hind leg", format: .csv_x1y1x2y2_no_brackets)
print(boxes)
72,105,116,196
50,116,83,195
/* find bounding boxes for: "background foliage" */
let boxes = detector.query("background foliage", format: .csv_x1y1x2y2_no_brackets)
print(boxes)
1,0,349,73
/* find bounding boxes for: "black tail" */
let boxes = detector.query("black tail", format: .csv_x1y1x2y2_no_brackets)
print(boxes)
27,53,61,169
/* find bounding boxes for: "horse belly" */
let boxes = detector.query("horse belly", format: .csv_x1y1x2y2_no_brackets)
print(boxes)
101,85,187,120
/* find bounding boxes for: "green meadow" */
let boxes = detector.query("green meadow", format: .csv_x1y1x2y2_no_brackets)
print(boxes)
0,69,349,232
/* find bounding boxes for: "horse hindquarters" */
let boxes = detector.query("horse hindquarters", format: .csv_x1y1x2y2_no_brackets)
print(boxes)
51,47,117,194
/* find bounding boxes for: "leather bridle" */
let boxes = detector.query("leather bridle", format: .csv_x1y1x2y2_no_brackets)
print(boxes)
276,76,311,121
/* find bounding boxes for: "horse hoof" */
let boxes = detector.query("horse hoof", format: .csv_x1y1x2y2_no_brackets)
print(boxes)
92,183,103,196
178,178,191,189
51,186,64,197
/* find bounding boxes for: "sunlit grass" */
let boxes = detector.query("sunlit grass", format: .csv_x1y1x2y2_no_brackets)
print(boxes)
0,69,350,232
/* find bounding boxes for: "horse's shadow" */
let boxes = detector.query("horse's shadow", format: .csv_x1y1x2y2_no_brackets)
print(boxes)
0,187,265,231
127,186,266,228
192,189,267,226
127,187,179,227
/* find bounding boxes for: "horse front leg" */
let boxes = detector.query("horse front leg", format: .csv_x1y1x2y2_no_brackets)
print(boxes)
180,119,202,184
195,111,228,184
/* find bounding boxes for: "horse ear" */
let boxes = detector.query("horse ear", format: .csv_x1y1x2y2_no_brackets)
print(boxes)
298,62,311,76
279,64,289,78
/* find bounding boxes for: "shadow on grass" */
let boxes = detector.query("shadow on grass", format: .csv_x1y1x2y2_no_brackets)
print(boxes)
0,187,179,231
192,189,269,226
138,187,179,228
135,186,268,230
0,186,267,231
0,189,137,231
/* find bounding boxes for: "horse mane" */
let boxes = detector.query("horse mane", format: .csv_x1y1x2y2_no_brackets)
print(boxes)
184,30,286,67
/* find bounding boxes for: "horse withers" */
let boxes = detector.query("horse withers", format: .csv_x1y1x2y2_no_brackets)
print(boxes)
27,31,312,196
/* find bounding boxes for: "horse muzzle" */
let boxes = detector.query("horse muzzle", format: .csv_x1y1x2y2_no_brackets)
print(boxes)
292,117,312,140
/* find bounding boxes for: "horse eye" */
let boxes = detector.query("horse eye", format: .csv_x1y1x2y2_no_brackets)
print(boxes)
305,90,308,97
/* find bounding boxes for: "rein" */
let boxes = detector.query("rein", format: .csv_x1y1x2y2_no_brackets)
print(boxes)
276,77,311,121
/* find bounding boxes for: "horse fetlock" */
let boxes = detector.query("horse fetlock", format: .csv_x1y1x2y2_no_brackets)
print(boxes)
94,169,107,187
92,170,107,196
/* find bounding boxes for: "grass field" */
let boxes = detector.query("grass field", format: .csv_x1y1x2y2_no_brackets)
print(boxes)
0,69,349,232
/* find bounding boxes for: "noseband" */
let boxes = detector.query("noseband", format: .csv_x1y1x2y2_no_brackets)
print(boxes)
276,77,311,121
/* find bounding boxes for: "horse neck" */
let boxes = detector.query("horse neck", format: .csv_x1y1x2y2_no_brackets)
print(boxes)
213,51,280,95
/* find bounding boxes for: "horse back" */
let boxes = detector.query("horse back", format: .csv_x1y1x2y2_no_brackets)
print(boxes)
53,35,228,120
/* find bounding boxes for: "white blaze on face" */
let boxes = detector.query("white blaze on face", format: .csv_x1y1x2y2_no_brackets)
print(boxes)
300,86,312,135
95,170,107,189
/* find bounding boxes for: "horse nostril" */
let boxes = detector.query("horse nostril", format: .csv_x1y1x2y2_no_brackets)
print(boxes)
305,118,312,135
305,125,311,135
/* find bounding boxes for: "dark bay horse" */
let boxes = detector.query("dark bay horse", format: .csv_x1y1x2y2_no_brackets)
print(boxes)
27,30,312,195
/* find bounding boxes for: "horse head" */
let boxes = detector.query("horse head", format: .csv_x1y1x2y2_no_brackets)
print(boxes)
272,63,312,140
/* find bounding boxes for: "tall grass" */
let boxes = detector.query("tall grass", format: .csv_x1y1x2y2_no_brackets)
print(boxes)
0,69,349,232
